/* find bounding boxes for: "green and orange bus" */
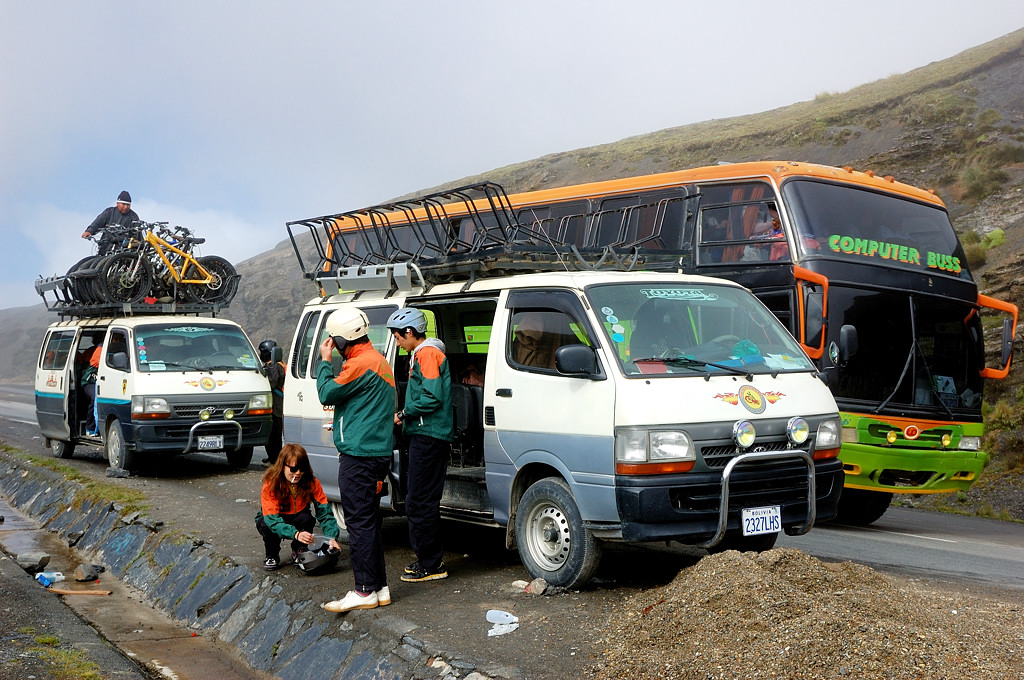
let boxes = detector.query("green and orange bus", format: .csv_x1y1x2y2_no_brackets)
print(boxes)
288,160,1017,525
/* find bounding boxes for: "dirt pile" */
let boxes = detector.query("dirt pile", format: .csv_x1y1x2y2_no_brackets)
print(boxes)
590,548,1024,680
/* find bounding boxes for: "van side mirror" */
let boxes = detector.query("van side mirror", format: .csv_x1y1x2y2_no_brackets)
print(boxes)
838,324,858,365
271,345,284,363
111,352,130,371
554,344,597,378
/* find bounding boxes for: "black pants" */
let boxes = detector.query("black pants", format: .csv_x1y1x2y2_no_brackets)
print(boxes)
406,434,448,570
266,416,283,463
255,507,314,559
337,454,390,593
83,382,96,432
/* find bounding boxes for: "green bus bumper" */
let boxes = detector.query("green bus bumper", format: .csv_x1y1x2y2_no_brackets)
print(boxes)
839,442,989,494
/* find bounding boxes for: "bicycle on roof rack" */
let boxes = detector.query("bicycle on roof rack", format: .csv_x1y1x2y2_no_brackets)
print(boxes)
96,221,238,304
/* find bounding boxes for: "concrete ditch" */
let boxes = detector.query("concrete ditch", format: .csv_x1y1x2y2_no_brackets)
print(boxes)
0,452,512,680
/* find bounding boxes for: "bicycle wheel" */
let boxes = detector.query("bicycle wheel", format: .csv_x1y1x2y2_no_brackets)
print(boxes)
185,255,237,304
100,252,153,304
64,255,96,304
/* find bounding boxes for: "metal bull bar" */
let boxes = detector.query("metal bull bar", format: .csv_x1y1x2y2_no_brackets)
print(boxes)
696,449,817,549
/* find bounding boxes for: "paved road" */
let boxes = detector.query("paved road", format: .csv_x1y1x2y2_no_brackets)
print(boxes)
2,382,1023,679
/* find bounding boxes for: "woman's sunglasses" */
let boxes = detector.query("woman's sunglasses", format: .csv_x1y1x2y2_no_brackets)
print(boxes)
285,464,303,473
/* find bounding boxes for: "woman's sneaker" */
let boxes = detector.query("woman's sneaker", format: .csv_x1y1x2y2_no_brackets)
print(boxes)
401,562,447,582
263,556,281,571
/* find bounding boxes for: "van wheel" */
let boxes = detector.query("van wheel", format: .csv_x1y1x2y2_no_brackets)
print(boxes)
106,420,135,472
226,446,254,468
834,488,893,526
48,438,75,459
708,531,779,554
515,478,601,588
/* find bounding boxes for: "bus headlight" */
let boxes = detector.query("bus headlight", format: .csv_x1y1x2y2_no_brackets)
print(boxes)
959,436,980,451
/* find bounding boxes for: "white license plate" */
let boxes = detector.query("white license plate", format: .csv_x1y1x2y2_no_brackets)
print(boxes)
741,505,781,536
197,435,224,451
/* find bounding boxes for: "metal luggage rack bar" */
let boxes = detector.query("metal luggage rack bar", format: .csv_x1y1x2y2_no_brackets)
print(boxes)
34,274,227,319
286,181,695,294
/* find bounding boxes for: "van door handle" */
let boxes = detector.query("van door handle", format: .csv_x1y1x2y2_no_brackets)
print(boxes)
496,388,512,398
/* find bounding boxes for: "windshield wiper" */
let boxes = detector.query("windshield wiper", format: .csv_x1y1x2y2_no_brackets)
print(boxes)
634,356,753,381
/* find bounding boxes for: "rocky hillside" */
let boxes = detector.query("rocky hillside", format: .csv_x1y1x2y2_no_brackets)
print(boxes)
6,27,1024,393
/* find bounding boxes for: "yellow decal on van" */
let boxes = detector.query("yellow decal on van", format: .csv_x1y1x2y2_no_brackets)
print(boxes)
199,377,216,391
713,393,739,405
738,385,766,414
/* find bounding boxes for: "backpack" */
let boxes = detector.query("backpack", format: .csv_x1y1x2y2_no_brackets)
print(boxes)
80,365,97,387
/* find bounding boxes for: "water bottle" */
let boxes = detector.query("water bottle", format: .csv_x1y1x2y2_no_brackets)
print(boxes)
35,571,65,587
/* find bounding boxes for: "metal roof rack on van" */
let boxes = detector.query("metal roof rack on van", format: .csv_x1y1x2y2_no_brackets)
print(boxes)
34,274,227,319
286,181,698,294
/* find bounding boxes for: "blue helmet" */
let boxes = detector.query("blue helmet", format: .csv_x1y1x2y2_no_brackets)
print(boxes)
386,308,427,333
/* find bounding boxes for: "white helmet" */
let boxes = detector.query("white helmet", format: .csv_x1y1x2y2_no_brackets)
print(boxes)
326,308,370,342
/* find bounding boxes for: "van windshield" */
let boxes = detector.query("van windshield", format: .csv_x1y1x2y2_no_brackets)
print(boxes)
134,323,260,372
585,282,814,377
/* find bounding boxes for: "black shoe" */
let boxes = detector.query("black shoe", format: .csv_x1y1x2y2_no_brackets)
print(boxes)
401,562,447,582
263,556,281,571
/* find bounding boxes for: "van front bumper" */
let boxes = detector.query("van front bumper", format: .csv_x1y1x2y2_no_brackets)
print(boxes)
614,458,844,543
125,415,271,453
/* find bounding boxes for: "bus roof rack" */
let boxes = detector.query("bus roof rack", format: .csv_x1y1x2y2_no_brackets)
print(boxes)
34,274,228,319
286,181,698,294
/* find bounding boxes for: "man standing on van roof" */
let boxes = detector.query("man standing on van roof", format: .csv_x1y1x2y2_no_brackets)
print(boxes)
387,308,453,583
81,190,139,255
317,308,397,613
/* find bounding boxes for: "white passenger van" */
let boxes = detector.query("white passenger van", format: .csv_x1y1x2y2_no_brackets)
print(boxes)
283,182,844,587
36,314,273,472
284,269,844,586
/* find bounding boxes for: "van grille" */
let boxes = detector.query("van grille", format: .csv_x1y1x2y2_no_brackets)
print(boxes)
700,439,795,468
173,402,249,418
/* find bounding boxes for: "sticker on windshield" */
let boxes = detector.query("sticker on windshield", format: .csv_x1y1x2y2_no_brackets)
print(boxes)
602,307,626,343
640,288,719,301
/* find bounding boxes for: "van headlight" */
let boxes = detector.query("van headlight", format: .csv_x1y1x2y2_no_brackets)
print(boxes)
815,417,841,451
959,436,980,451
247,392,273,415
615,428,695,474
132,395,170,419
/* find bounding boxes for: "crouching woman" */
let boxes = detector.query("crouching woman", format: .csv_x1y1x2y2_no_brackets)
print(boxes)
256,443,342,570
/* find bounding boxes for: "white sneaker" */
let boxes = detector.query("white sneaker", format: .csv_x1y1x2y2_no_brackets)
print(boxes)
323,590,378,613
377,586,391,606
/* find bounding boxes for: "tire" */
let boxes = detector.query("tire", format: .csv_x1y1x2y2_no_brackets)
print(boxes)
100,252,153,304
226,446,254,469
48,438,75,459
834,488,893,526
186,256,237,304
707,531,779,554
106,419,135,472
515,477,601,588
63,256,95,304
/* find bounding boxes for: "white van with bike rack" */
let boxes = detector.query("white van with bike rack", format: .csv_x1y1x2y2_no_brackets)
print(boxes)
33,292,273,472
283,183,845,587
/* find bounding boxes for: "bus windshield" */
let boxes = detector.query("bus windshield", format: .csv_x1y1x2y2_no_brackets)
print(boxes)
783,179,972,281
135,323,260,372
585,282,815,377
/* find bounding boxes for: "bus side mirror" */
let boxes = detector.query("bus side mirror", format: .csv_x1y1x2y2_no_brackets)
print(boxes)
111,352,130,371
1000,317,1014,369
555,344,598,378
838,324,858,365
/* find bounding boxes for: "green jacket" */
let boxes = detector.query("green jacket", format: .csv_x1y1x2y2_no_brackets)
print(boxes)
316,342,396,458
402,338,453,442
261,477,340,541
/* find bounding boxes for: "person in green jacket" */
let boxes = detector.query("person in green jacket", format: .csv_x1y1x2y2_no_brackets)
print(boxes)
387,308,454,583
318,308,397,613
